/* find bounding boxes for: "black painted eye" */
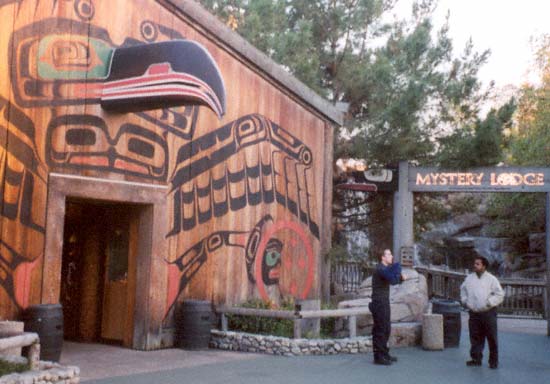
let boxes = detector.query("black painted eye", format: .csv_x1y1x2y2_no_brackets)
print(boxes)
207,234,223,251
140,21,158,42
66,128,96,145
128,138,154,158
74,0,95,21
299,147,312,166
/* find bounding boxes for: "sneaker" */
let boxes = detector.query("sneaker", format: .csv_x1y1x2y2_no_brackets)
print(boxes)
374,358,392,366
489,363,498,369
386,355,398,362
466,360,482,366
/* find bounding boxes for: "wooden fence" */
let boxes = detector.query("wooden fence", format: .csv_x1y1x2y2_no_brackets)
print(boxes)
216,305,371,338
415,266,547,319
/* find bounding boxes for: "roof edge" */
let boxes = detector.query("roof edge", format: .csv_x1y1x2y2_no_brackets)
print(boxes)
162,0,344,126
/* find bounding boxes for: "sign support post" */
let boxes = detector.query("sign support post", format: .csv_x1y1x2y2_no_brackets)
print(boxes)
393,161,414,263
546,193,550,336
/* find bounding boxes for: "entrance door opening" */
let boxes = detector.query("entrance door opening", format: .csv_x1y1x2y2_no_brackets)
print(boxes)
60,199,139,347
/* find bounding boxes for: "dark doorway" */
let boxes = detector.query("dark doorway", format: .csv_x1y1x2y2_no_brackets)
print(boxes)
60,200,139,347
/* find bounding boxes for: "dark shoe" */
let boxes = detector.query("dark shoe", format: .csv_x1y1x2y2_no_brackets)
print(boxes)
466,360,482,366
373,358,392,366
386,354,398,362
489,363,498,369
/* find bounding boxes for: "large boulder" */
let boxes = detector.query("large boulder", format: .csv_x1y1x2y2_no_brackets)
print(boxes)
336,269,429,336
420,213,482,246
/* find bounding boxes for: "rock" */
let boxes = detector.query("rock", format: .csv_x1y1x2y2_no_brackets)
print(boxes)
389,322,421,347
445,236,475,248
422,314,444,350
339,268,429,325
420,213,482,245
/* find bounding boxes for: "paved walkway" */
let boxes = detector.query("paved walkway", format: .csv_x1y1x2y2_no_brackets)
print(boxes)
60,317,549,384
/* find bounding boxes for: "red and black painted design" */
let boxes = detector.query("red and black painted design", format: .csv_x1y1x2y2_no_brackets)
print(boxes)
165,214,315,315
168,114,319,238
100,41,226,118
46,114,169,181
9,17,203,140
0,96,46,309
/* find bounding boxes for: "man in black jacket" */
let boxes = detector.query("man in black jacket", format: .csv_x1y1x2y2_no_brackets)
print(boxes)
369,249,406,365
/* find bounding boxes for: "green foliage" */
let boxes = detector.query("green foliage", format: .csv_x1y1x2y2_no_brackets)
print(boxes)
447,193,484,215
0,359,29,376
325,244,351,264
484,193,545,248
413,194,449,237
506,35,550,166
200,0,492,166
227,298,295,337
227,299,337,338
437,100,516,168
481,35,550,243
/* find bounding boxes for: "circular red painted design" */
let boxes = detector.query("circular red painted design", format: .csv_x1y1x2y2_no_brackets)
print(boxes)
254,221,314,302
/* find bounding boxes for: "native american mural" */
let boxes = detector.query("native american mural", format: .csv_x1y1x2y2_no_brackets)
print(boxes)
0,0,330,329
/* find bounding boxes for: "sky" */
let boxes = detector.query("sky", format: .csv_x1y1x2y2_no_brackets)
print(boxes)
393,0,550,90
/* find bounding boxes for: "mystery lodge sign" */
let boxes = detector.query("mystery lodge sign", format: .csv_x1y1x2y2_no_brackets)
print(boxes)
409,167,550,192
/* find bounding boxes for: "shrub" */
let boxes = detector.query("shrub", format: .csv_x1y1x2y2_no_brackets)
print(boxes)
227,298,294,337
227,299,338,339
0,359,29,376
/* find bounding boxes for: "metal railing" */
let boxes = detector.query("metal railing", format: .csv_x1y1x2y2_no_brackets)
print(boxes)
416,265,547,319
331,261,376,293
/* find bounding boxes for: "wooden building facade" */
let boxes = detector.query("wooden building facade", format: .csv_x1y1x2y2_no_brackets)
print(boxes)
0,0,342,349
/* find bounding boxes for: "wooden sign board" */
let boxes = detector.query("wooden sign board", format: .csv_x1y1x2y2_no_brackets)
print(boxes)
409,167,550,193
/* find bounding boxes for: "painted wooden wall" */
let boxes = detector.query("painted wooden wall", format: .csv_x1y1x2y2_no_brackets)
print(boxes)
0,0,333,325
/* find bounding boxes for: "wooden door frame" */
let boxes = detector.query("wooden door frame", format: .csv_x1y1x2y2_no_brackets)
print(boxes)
42,173,168,350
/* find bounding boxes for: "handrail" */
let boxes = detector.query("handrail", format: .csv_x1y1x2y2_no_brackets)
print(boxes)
415,265,547,319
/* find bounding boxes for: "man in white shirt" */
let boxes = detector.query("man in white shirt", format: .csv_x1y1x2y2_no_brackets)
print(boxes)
460,256,505,369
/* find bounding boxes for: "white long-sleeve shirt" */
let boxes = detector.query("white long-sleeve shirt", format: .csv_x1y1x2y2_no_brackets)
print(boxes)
460,271,505,312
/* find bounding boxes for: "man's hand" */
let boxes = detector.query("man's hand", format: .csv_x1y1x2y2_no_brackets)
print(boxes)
401,273,407,281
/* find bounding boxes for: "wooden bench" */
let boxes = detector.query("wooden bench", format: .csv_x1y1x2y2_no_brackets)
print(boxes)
0,332,40,370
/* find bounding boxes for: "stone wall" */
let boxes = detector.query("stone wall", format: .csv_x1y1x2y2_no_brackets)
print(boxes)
0,360,79,384
210,330,372,356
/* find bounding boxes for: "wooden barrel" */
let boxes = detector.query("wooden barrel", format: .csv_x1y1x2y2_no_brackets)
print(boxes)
21,304,64,361
175,300,214,349
432,299,461,348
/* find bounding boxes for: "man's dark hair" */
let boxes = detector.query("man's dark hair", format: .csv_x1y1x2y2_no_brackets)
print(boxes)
378,249,390,261
475,256,489,268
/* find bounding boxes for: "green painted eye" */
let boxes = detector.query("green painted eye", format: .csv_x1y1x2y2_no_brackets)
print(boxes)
265,251,280,267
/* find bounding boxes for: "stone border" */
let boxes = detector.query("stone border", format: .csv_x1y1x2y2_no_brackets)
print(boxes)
210,330,372,356
0,360,80,384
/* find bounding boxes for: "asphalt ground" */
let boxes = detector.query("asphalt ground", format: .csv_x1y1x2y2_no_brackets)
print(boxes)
60,316,549,384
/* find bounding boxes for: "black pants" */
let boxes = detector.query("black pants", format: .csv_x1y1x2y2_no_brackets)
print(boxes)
369,300,391,360
468,308,498,365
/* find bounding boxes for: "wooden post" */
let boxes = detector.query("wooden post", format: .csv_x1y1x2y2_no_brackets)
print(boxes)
221,313,228,332
28,343,40,370
393,161,414,263
348,315,357,338
293,318,302,339
546,193,550,336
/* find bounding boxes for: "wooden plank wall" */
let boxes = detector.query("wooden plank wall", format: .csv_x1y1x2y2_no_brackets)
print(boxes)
0,0,332,326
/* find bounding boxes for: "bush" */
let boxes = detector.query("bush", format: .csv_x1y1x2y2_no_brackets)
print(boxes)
227,299,294,337
227,299,338,339
0,359,29,376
